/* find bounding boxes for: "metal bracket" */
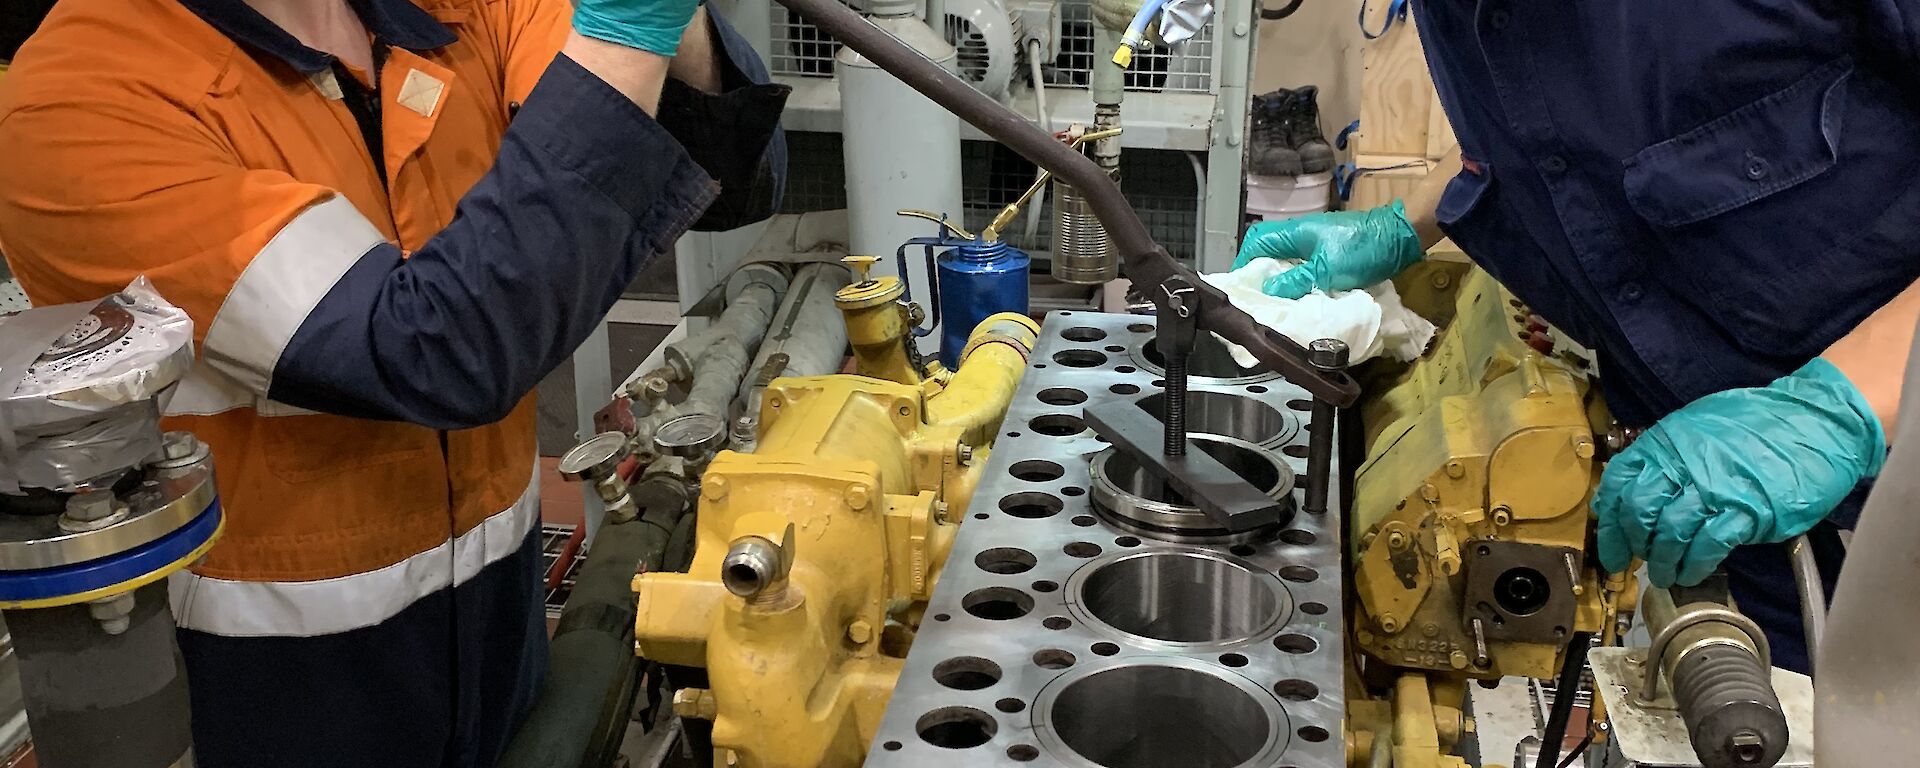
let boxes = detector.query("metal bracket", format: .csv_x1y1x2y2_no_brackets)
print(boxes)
1083,402,1286,532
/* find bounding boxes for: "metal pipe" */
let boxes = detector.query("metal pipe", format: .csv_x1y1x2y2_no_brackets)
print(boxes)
735,264,853,417
773,0,1362,405
925,313,1040,446
1533,632,1593,768
3,582,191,768
1787,534,1824,669
496,477,692,768
635,280,784,449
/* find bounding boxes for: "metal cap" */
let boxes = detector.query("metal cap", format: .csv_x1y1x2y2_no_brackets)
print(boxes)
654,413,727,459
558,432,629,483
1306,338,1350,370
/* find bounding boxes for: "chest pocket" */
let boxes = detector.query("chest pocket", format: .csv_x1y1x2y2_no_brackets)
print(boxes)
1621,58,1920,356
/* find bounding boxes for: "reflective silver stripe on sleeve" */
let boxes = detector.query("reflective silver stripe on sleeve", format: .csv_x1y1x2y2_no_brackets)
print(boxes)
198,194,387,397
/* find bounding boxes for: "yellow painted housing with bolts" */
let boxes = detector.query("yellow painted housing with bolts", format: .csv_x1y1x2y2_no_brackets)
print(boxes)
632,296,1039,768
1343,263,1636,768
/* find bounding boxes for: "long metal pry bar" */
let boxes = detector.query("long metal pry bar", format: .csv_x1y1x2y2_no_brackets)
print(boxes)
774,0,1358,529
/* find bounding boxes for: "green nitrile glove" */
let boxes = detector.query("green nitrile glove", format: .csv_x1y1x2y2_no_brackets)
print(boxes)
1595,359,1887,588
1234,201,1423,300
574,0,701,56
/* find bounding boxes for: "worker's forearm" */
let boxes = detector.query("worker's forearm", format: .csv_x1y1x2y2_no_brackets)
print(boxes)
561,31,670,113
1404,147,1462,249
1823,278,1920,441
667,7,724,93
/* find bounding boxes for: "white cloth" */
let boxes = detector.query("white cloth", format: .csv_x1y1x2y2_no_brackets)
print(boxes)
1200,258,1436,367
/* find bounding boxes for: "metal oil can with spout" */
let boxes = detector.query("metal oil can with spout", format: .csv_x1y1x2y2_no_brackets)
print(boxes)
894,210,1031,369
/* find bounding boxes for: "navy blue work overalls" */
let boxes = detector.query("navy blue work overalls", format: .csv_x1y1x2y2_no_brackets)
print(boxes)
1411,0,1920,672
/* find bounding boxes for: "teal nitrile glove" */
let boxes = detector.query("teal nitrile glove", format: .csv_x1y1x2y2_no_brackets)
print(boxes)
1594,359,1887,588
573,0,701,56
1234,201,1423,300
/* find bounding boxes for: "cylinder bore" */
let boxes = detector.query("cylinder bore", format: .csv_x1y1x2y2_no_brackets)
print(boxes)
1134,391,1294,446
1133,333,1275,383
1045,663,1280,768
1089,436,1294,542
1074,550,1289,645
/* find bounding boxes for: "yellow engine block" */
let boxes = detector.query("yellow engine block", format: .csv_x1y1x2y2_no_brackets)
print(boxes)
631,269,1037,767
1344,264,1634,768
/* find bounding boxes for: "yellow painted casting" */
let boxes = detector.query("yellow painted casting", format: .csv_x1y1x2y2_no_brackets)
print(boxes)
633,313,1033,768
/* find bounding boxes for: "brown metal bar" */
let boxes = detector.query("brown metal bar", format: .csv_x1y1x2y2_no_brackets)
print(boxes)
772,0,1360,407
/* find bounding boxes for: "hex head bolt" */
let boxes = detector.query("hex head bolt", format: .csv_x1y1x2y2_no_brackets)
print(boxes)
1303,338,1349,516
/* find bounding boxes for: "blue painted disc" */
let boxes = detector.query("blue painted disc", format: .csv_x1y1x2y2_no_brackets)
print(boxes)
0,498,222,603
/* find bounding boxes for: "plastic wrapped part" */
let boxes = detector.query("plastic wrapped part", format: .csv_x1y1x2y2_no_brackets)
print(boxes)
1156,0,1214,46
9,402,165,491
0,278,193,434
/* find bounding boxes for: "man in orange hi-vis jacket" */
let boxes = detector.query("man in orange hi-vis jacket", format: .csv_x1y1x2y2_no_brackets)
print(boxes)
0,0,787,763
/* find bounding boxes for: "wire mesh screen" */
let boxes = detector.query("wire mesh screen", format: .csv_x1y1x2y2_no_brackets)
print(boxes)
779,131,1201,262
770,0,1214,94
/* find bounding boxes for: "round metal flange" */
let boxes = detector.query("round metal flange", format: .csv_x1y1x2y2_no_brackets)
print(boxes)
0,497,222,608
1031,656,1292,768
0,462,215,571
1087,435,1294,544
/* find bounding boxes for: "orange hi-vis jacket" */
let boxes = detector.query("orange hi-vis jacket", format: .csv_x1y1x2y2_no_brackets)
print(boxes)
0,0,786,763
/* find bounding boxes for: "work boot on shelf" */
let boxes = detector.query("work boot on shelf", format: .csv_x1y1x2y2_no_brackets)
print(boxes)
1247,88,1303,176
1288,85,1336,175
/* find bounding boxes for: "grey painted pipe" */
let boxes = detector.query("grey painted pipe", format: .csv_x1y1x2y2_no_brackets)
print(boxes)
635,278,784,449
736,263,852,413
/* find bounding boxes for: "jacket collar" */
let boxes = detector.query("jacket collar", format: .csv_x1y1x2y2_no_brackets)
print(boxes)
175,0,456,75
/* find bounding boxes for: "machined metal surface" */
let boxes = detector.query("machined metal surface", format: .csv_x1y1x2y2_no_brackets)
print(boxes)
1088,435,1295,543
1084,402,1288,531
867,312,1343,768
1461,540,1583,644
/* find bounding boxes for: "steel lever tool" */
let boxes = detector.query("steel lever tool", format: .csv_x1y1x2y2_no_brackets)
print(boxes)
771,0,1359,410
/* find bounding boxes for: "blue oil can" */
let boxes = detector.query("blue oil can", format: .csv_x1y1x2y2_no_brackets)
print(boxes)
895,213,1031,369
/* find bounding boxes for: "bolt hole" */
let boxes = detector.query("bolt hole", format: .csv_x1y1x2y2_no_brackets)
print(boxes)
1043,616,1072,630
883,741,902,751
1053,350,1108,368
1228,544,1255,557
1274,633,1317,654
1286,399,1312,411
1128,323,1153,333
1031,580,1059,593
1033,649,1076,669
1000,492,1063,519
1091,642,1119,656
1009,460,1065,482
1298,726,1331,743
1279,566,1318,583
1115,365,1137,374
998,699,1028,714
1029,414,1088,437
1110,383,1141,395
974,513,989,520
1280,529,1316,545
1300,601,1329,616
1115,536,1141,547
1248,385,1268,394
1274,679,1320,701
1219,653,1249,668
1105,345,1126,353
1064,541,1102,558
1007,431,1022,438
934,613,951,622
962,587,1035,621
1062,326,1108,342
1037,388,1088,406
932,656,1003,690
1008,744,1039,762
916,706,998,749
1071,515,1097,527
975,547,1037,575
1034,364,1047,369
1062,486,1085,497
1282,445,1310,459
1152,379,1166,388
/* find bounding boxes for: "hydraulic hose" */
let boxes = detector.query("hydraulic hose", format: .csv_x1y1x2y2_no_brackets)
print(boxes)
496,476,691,768
1534,632,1593,768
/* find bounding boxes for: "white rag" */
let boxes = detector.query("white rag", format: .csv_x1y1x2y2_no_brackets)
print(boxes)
1199,259,1436,367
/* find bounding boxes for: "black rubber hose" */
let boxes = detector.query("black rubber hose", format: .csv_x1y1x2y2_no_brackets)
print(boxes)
496,476,690,768
1673,644,1788,768
4,581,192,768
1534,632,1593,768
